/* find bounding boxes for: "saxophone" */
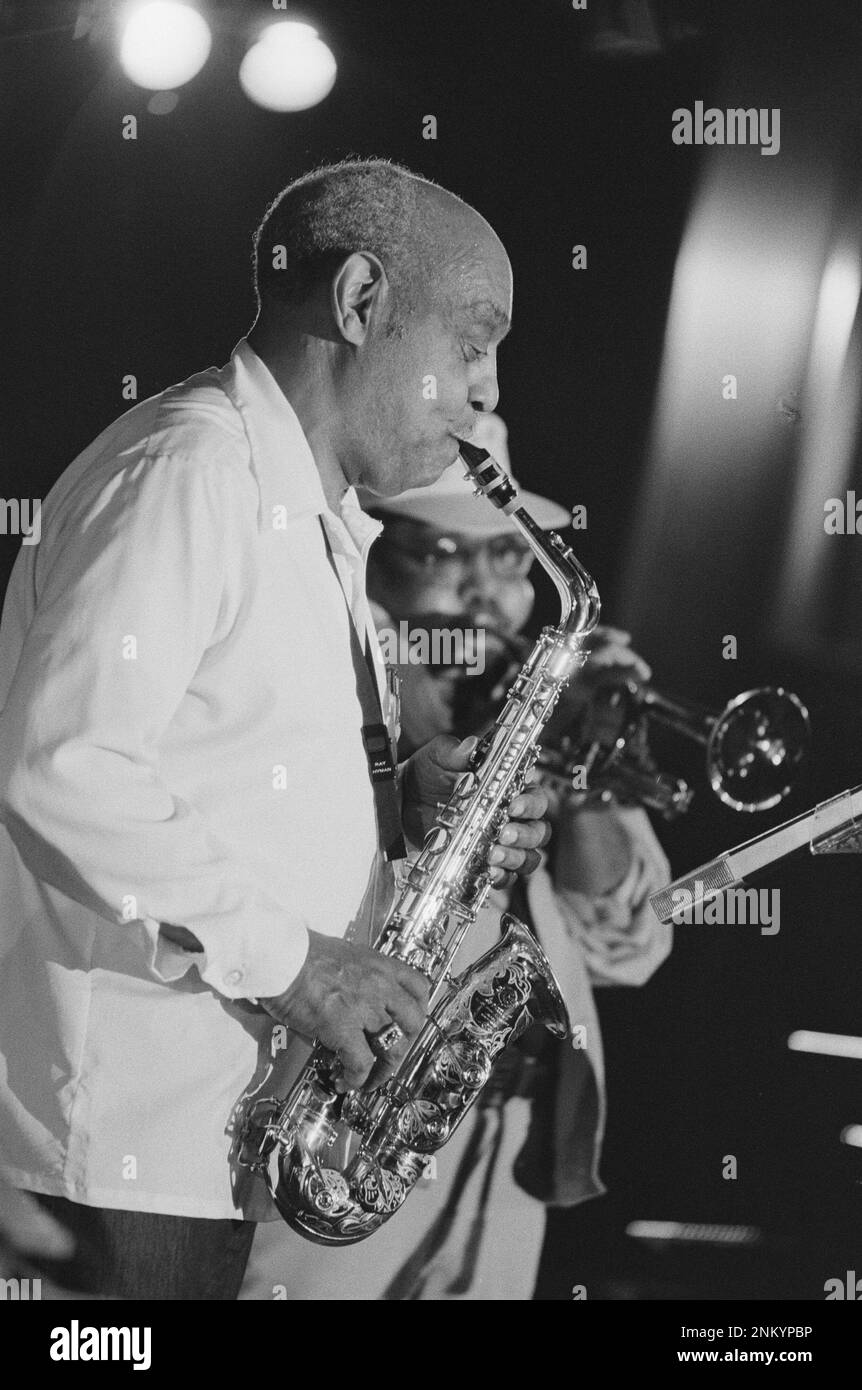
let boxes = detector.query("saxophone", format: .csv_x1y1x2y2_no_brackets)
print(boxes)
238,440,601,1245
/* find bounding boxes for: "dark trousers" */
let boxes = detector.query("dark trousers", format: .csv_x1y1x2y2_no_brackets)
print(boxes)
29,1192,257,1300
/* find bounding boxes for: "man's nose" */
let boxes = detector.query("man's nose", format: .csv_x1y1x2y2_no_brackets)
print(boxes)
470,360,500,417
458,552,501,611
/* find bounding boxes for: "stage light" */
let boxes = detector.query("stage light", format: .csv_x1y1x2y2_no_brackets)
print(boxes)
239,21,337,112
788,1030,862,1059
262,20,319,43
840,1124,862,1147
119,2,212,91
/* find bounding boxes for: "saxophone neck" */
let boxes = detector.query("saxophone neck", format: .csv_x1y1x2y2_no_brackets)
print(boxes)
458,440,601,640
512,507,601,638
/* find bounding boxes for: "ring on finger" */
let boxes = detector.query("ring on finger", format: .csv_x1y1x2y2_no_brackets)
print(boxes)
368,1022,404,1056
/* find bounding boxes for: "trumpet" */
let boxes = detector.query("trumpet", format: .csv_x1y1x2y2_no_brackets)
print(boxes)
447,633,810,818
538,680,811,818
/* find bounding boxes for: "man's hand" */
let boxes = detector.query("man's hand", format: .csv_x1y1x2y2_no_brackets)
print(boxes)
400,734,551,884
545,625,651,740
260,931,430,1093
582,624,651,684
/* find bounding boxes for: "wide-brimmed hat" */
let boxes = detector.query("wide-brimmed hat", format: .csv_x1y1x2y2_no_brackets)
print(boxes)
358,413,570,536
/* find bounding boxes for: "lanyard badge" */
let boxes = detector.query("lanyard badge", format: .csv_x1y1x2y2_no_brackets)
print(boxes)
360,664,400,784
361,723,398,784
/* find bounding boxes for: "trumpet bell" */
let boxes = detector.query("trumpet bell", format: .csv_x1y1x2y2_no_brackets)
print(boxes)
707,687,811,812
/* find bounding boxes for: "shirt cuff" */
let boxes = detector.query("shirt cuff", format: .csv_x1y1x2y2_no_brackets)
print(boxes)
145,920,203,984
140,897,310,1001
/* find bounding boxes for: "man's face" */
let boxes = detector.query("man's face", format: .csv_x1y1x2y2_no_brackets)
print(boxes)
339,227,513,497
369,517,535,637
368,517,536,748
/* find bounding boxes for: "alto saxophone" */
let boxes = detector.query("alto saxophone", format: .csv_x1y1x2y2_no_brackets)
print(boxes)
238,440,601,1245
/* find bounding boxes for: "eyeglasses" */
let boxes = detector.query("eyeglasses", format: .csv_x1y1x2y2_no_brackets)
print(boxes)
377,526,535,579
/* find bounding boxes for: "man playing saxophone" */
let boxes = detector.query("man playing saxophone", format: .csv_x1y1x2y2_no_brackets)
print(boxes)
0,161,550,1298
241,412,673,1299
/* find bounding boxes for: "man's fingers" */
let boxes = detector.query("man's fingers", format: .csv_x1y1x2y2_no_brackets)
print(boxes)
508,786,549,821
383,989,427,1042
490,844,525,872
536,820,553,849
592,625,631,646
385,957,431,1006
331,1032,377,1093
355,1002,395,1037
495,818,550,852
490,842,545,875
490,783,551,871
326,981,429,1093
518,848,543,876
428,733,479,773
588,647,651,680
265,934,432,1090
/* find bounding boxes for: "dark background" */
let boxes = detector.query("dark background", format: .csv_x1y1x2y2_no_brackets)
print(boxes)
2,0,862,1298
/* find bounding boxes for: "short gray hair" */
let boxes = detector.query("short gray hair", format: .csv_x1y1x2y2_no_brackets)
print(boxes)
252,158,438,319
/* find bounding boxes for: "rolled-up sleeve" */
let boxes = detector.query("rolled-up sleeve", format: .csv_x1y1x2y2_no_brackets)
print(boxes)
555,805,673,987
0,446,308,1000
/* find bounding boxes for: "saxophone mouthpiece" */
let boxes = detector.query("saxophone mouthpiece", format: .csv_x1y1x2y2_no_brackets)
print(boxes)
457,438,489,467
458,439,519,514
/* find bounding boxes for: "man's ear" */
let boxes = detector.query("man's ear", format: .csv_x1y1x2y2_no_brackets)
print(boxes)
331,251,388,345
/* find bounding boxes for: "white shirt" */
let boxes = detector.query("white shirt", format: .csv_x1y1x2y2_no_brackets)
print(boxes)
0,340,390,1218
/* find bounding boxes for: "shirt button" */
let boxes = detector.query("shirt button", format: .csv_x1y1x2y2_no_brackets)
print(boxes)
226,969,244,986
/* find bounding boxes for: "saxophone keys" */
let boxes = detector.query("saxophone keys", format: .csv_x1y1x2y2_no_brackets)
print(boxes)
423,826,451,854
453,771,478,798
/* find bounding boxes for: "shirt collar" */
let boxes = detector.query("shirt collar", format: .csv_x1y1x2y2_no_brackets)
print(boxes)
339,486,383,559
221,338,382,554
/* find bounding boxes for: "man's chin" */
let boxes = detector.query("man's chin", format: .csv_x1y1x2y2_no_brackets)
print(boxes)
398,444,458,492
366,437,461,497
424,435,462,477
447,433,465,464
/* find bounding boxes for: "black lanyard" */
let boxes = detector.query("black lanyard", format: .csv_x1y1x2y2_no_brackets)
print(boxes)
320,521,406,862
